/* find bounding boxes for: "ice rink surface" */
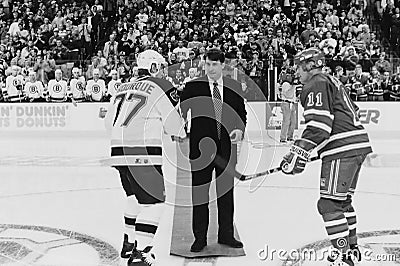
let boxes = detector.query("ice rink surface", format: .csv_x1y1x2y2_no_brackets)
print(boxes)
0,130,399,266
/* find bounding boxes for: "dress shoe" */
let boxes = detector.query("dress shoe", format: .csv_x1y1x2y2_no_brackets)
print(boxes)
190,239,207,252
218,237,243,248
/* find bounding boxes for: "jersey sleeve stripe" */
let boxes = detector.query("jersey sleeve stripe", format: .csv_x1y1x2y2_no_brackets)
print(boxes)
319,134,370,153
316,129,368,151
299,138,318,148
304,109,334,120
305,121,332,134
304,114,333,128
319,142,372,159
326,129,367,143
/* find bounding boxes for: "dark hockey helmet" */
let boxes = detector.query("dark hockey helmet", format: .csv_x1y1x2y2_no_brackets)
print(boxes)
294,48,325,69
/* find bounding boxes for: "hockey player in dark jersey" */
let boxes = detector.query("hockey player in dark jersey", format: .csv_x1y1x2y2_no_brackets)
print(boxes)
280,48,372,266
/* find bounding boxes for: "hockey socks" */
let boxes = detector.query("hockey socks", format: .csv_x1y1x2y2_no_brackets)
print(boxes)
121,196,141,258
125,196,141,242
344,207,357,246
322,212,350,253
135,203,164,251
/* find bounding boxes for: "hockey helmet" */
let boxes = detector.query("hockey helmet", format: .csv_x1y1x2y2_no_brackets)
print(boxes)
294,48,325,69
137,49,167,76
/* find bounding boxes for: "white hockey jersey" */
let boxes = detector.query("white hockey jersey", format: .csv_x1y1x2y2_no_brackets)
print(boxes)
24,81,45,99
107,79,122,98
86,79,106,102
48,79,68,101
104,76,186,166
5,75,25,101
69,76,86,100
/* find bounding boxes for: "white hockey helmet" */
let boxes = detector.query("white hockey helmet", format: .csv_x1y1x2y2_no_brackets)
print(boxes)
136,49,167,76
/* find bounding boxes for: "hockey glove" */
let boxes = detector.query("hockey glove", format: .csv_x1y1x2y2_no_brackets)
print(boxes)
280,139,316,175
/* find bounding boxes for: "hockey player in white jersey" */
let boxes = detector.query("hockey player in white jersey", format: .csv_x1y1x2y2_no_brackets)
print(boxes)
24,71,45,102
104,50,186,266
86,68,106,102
107,69,122,100
69,67,86,102
47,69,68,102
4,65,25,102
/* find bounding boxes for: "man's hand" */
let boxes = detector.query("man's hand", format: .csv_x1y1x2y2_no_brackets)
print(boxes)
280,150,308,175
280,139,315,175
230,129,243,144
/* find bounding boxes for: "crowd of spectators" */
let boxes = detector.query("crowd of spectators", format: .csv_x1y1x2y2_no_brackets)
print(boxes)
0,0,396,102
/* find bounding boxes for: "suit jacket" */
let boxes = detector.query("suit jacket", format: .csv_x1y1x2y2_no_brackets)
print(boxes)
103,41,119,58
180,76,247,169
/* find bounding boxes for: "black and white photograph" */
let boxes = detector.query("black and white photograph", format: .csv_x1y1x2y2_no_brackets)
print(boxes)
0,0,399,265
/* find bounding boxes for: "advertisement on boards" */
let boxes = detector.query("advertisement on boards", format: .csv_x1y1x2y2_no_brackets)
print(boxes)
266,102,298,130
298,102,388,132
0,103,108,131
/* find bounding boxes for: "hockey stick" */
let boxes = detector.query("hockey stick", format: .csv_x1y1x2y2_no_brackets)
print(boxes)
237,156,319,181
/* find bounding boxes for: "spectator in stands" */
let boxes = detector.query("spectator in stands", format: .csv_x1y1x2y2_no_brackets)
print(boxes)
359,52,374,73
300,21,319,45
52,39,69,66
8,18,21,36
96,50,108,68
49,28,61,48
77,17,92,56
171,68,185,90
0,0,387,103
129,66,140,82
184,66,198,85
52,10,66,30
381,71,392,101
375,52,391,74
116,52,130,80
103,34,118,59
173,40,190,61
118,31,134,56
391,7,400,49
333,65,348,84
343,46,359,72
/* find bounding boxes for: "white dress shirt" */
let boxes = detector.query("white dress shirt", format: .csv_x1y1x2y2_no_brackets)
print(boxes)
208,75,223,102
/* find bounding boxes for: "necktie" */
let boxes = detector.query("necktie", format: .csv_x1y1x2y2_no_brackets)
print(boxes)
213,81,222,138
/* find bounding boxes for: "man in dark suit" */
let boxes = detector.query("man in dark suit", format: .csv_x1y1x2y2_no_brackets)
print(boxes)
180,48,247,252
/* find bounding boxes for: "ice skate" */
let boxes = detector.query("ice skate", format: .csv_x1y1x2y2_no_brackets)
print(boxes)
127,246,156,266
121,234,136,259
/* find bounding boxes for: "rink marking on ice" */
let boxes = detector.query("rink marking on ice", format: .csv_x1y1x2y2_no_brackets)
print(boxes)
0,224,120,265
1,185,399,200
0,152,396,168
0,187,121,199
0,155,106,167
281,229,400,265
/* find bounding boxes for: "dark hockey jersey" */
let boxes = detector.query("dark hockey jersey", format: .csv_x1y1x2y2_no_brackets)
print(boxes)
300,73,372,161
